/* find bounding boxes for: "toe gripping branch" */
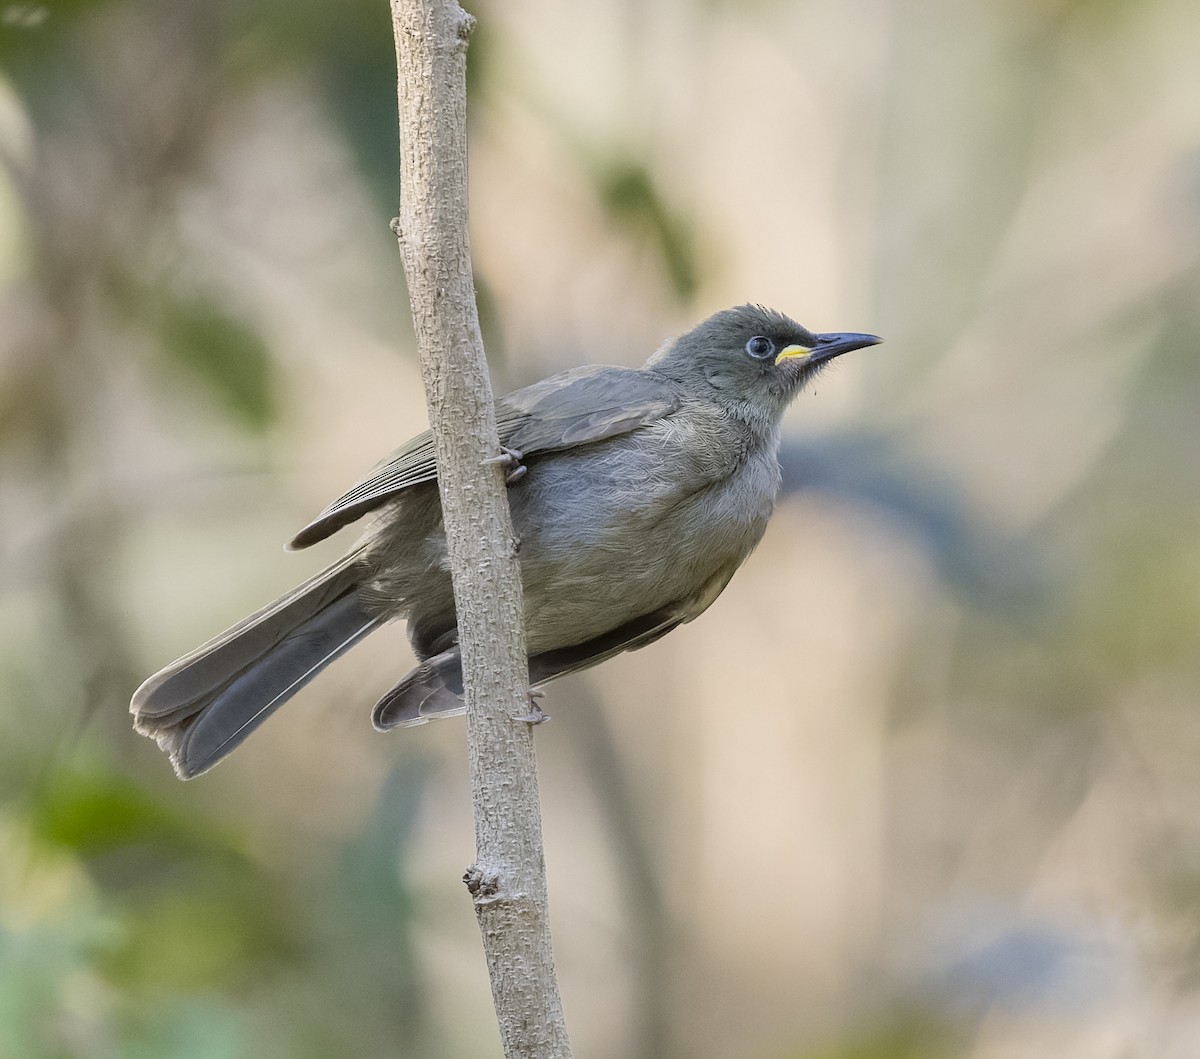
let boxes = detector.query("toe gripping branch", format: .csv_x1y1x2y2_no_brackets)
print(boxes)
519,691,549,726
485,446,527,484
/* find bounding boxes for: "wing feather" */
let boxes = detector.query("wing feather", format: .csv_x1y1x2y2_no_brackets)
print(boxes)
288,366,680,549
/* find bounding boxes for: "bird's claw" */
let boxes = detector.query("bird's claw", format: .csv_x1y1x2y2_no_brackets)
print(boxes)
519,691,549,726
485,446,527,484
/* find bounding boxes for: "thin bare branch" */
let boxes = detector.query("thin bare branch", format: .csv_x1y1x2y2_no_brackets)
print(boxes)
388,1,572,1055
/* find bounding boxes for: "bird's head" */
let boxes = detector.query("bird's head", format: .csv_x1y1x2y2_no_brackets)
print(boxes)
647,304,881,427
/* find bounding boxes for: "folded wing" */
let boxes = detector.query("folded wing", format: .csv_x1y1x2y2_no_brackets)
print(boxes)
288,366,681,549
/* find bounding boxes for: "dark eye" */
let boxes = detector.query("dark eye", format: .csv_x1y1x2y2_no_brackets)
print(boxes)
745,335,775,360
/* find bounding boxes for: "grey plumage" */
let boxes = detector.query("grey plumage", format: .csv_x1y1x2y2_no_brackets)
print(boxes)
131,305,880,778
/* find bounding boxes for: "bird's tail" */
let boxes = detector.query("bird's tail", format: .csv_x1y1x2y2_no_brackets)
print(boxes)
131,551,380,779
371,645,465,730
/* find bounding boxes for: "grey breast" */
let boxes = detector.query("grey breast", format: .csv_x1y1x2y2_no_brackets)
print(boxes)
512,402,779,651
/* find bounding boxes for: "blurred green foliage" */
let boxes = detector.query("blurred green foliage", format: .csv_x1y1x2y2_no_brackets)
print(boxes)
150,291,276,431
596,157,699,301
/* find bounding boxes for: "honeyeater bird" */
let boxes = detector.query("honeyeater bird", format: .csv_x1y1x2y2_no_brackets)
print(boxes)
131,305,880,778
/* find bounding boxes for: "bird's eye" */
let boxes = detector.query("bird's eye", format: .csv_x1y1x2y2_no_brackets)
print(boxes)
745,335,775,360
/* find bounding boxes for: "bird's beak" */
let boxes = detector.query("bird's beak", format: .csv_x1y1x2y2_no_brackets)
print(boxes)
776,332,883,366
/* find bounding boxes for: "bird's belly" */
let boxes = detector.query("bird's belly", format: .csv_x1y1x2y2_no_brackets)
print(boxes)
511,440,777,651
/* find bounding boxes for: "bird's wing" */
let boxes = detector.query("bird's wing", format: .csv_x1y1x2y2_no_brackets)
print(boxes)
527,606,687,686
372,606,687,731
372,560,742,731
526,561,739,685
288,366,681,549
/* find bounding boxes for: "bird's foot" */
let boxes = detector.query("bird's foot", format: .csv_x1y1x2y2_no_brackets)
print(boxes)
518,689,549,726
485,446,527,484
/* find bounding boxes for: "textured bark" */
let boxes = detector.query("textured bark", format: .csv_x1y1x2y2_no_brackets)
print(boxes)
388,1,572,1056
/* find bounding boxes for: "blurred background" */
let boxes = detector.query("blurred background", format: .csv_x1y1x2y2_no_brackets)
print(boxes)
2,0,1199,1055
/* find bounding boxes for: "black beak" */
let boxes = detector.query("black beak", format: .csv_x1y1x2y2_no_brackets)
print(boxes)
808,331,883,365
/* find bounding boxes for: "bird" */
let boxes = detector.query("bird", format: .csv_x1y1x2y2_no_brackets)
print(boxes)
131,305,880,778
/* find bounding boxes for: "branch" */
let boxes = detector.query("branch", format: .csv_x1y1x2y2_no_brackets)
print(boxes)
388,2,572,1056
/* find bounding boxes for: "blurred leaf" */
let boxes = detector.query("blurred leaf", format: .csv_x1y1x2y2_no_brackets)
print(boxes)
245,0,496,216
335,761,429,918
318,29,399,215
1113,268,1200,500
243,0,399,213
793,1012,960,1059
0,920,109,1059
1077,530,1200,680
105,879,296,993
32,768,236,859
0,919,247,1059
152,290,277,431
121,999,244,1059
0,0,124,95
26,768,303,995
596,158,699,302
317,761,434,1046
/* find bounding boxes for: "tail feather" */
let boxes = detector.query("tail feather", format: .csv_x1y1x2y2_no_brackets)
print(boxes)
132,554,378,779
372,646,465,730
132,551,364,717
